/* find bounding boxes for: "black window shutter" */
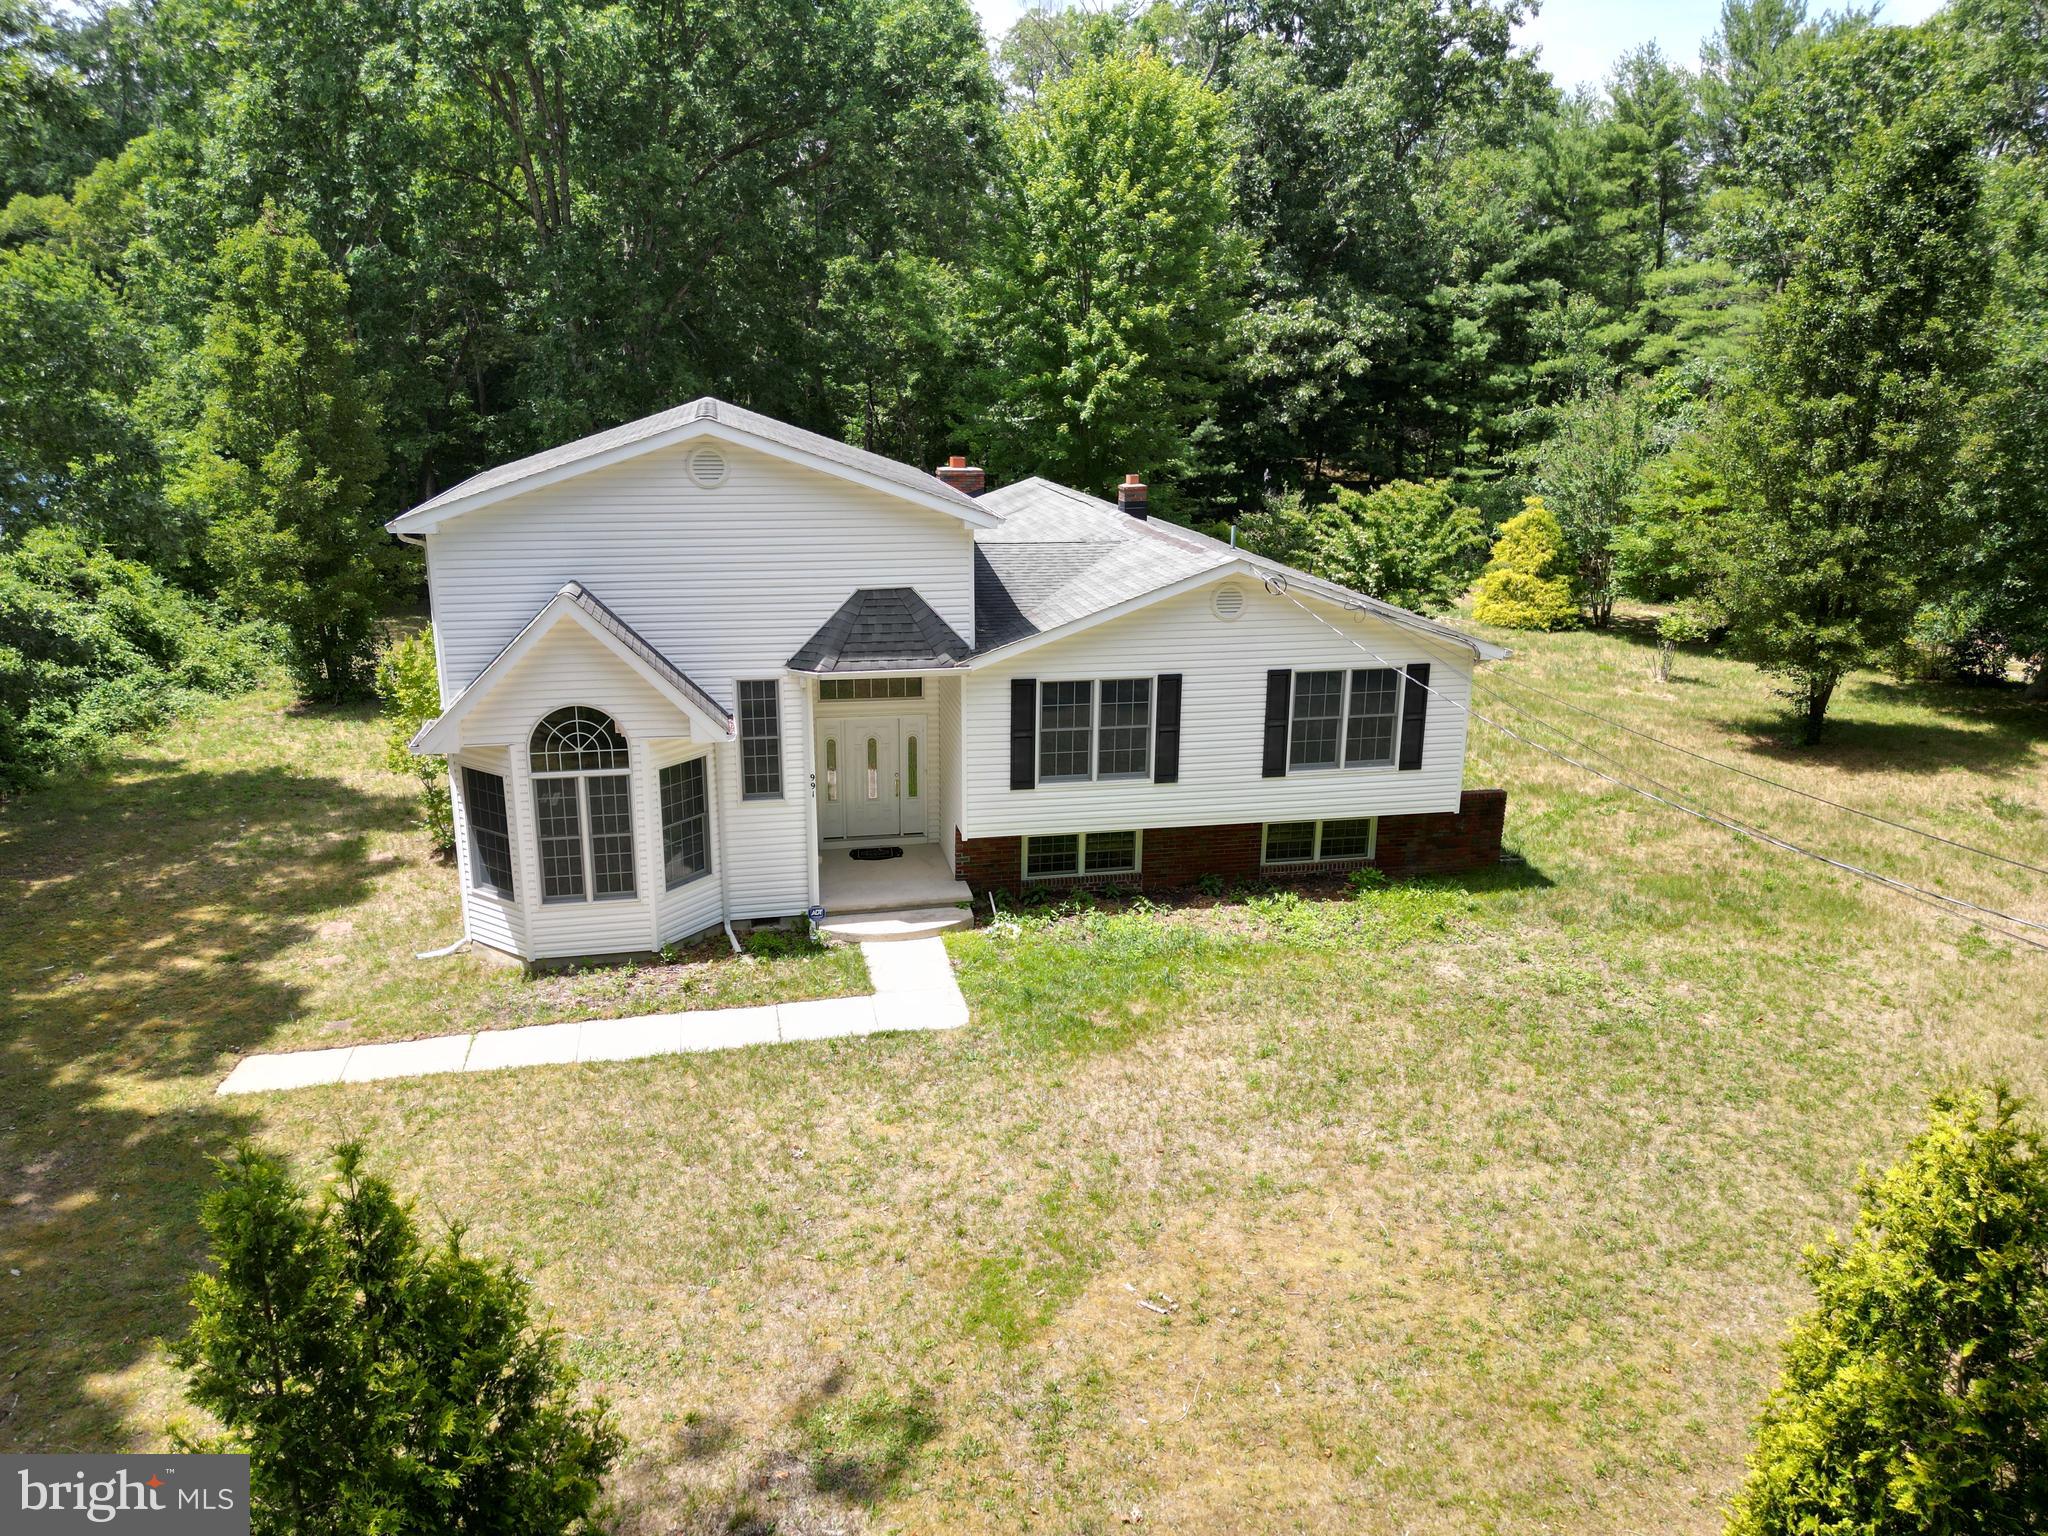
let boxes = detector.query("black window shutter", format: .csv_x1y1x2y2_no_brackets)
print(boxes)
1153,674,1182,783
1262,669,1291,778
1398,663,1430,770
1010,678,1037,790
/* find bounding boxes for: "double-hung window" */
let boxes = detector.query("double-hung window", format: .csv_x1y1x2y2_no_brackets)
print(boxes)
1289,671,1345,769
1344,669,1401,767
1096,680,1152,778
1038,678,1152,782
1038,682,1093,782
529,706,636,902
738,680,783,799
659,757,710,889
461,766,516,899
1289,669,1402,771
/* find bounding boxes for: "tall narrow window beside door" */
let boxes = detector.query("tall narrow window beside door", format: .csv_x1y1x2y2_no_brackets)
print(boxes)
738,680,782,798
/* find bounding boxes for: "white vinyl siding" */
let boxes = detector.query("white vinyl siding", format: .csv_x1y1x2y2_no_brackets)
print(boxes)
963,579,1473,838
425,441,974,694
425,442,965,926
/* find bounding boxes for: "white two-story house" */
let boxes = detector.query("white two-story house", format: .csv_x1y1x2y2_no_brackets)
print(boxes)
391,399,1510,963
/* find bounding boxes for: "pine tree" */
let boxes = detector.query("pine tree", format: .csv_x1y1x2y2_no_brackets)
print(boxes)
173,209,389,699
1709,91,1991,741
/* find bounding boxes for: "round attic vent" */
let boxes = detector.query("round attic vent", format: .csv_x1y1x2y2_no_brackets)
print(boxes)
1211,582,1246,621
687,444,728,489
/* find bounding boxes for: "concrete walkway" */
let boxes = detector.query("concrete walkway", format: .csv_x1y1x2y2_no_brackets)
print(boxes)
217,937,967,1097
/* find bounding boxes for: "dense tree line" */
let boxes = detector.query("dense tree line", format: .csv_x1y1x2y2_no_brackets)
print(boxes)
2,0,2044,757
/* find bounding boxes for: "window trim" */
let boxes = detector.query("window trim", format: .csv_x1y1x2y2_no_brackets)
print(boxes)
658,754,713,891
737,678,784,800
1285,667,1404,774
1021,829,1144,881
527,707,637,904
1260,818,1379,866
1032,675,1159,785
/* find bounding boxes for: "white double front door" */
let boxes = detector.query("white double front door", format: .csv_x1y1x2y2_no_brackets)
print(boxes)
817,713,926,841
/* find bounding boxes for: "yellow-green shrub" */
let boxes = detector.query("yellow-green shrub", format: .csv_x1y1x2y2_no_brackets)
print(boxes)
1472,497,1578,630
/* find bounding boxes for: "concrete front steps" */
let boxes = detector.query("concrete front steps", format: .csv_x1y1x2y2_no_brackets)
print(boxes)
817,904,974,945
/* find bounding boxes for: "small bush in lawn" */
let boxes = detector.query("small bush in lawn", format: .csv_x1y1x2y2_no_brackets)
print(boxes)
373,626,453,853
1727,1085,2048,1535
1471,497,1578,631
174,1143,620,1536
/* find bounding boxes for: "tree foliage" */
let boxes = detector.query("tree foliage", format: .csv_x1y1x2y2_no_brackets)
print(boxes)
1521,379,1667,625
175,1142,621,1536
173,211,388,699
0,0,2043,762
969,50,1244,508
375,626,453,853
0,526,267,788
1728,1085,2048,1536
1239,479,1486,614
1707,88,1991,740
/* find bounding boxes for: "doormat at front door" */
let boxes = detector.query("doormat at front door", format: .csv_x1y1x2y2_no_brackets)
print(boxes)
849,846,905,861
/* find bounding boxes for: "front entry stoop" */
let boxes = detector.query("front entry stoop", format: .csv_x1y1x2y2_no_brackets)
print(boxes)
817,905,974,945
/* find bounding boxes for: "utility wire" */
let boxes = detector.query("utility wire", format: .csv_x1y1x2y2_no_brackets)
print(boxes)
1253,574,2048,955
1476,681,2048,952
1480,665,2048,879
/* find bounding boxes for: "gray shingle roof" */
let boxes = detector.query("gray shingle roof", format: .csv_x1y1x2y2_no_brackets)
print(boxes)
788,588,972,673
969,476,1506,661
556,582,733,727
392,397,983,526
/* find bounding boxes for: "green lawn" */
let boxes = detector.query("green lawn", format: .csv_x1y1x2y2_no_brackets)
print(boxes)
3,618,2045,1535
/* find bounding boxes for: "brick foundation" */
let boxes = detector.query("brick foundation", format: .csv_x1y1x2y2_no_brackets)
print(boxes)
954,788,1507,897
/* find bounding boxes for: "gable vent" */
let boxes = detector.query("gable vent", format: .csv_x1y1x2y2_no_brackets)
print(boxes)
1211,582,1245,621
686,444,728,489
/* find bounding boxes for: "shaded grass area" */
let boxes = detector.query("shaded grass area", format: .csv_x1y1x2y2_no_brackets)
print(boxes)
0,682,860,1452
3,627,2046,1533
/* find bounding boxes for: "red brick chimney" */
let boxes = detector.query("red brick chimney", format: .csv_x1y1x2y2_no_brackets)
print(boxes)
936,454,985,496
1116,473,1149,520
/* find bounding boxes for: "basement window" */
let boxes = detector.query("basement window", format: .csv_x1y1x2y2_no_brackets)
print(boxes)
1261,819,1378,865
1023,830,1141,881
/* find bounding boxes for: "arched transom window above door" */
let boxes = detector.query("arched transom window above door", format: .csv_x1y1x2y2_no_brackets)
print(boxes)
529,706,636,902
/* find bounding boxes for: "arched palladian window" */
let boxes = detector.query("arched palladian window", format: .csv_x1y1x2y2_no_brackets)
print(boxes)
529,706,636,902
